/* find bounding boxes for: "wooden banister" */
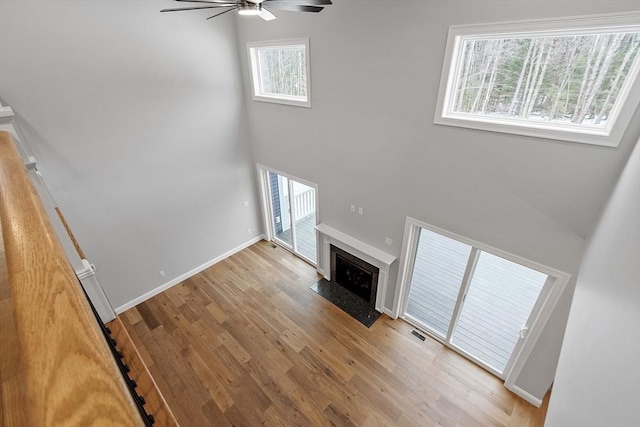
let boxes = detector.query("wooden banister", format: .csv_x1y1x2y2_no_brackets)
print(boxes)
54,206,87,260
0,131,144,426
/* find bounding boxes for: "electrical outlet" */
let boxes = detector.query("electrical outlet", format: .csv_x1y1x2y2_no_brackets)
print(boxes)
385,237,393,246
159,270,165,277
243,201,249,208
350,204,355,212
248,228,252,235
358,207,363,215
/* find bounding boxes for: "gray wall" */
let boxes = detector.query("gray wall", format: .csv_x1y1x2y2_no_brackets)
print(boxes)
0,0,262,309
1,0,639,407
545,140,640,426
235,0,640,401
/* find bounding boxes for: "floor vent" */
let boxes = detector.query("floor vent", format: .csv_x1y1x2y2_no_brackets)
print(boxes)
269,242,277,249
411,330,426,341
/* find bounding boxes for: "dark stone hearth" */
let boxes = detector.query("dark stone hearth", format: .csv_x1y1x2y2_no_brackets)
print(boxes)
310,279,381,328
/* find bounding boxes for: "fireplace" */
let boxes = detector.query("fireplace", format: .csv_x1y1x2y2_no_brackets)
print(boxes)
330,245,379,305
313,223,397,327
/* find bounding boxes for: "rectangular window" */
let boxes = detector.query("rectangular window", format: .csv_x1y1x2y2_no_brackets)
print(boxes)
247,39,311,107
434,12,640,146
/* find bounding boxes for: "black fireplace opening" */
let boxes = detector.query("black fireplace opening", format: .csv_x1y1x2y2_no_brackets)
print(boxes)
330,244,379,305
310,244,382,328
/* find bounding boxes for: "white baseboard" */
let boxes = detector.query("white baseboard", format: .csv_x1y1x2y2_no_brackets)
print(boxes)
505,383,543,408
77,259,117,323
115,235,266,314
382,307,395,318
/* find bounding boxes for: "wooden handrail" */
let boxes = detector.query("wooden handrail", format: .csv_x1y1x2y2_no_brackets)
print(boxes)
54,206,87,260
0,131,144,426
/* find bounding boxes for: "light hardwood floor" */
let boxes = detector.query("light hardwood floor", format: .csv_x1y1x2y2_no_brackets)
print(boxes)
119,240,549,426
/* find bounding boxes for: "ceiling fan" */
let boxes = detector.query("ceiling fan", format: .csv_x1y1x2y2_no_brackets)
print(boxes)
161,0,333,22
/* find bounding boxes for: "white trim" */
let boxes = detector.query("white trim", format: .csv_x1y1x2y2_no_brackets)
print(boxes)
505,383,543,408
25,156,37,171
114,235,266,313
315,223,396,314
393,216,570,399
382,307,394,317
247,38,311,108
256,165,274,242
76,258,96,280
256,163,318,191
315,223,396,266
255,163,320,266
504,272,569,393
445,248,479,342
398,217,569,279
392,218,420,318
434,11,640,147
0,106,14,124
76,259,117,323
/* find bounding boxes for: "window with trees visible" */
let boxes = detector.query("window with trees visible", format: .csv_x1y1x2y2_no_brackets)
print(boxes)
434,12,640,147
247,39,311,108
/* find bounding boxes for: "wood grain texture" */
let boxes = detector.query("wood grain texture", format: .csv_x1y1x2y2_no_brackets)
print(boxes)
106,317,179,427
54,207,86,260
0,222,29,427
121,240,550,426
0,131,143,426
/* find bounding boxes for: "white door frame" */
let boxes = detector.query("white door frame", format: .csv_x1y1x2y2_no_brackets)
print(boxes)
256,164,319,265
392,217,570,401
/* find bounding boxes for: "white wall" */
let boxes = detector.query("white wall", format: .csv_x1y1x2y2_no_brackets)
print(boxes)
0,1,262,309
545,139,640,426
235,0,640,401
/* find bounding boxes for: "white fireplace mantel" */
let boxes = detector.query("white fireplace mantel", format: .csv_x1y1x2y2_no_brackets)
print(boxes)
315,223,396,315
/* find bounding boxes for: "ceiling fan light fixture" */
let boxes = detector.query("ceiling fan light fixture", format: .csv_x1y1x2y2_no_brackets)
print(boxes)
238,4,262,16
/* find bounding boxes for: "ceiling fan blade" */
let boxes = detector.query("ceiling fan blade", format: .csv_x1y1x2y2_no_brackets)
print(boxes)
261,4,324,12
206,6,238,19
174,0,237,3
265,0,331,5
259,8,277,21
161,5,232,12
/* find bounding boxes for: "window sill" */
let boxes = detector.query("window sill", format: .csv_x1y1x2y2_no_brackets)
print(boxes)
434,113,626,147
252,95,311,108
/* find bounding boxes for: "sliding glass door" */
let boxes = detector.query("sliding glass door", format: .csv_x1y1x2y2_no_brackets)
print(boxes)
402,226,551,378
269,172,293,248
265,169,317,264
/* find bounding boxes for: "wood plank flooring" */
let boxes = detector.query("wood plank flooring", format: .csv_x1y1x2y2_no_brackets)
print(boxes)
0,222,29,427
275,214,317,263
120,240,549,426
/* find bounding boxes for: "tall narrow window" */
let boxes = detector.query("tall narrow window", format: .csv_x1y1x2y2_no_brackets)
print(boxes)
247,39,311,107
434,12,640,146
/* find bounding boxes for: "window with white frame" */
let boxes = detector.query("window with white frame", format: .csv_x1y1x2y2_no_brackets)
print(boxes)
247,39,311,107
434,12,640,147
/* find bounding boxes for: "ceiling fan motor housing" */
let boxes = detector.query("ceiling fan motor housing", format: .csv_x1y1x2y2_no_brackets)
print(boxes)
160,0,332,21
